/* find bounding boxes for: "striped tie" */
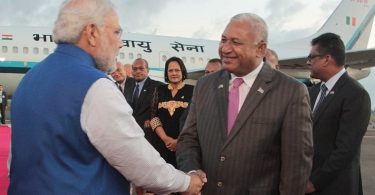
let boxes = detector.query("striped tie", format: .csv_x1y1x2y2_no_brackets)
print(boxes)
313,84,328,114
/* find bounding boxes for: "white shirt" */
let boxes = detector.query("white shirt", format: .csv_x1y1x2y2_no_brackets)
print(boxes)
118,80,125,92
0,91,3,104
81,78,189,194
229,62,264,111
313,68,346,110
134,78,147,97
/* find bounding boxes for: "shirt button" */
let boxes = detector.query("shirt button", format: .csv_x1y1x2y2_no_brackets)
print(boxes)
220,156,226,162
217,182,223,187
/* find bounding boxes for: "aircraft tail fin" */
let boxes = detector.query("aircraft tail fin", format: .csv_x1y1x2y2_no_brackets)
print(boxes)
312,0,375,50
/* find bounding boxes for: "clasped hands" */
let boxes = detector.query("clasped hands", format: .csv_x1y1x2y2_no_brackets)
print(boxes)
161,136,177,152
183,169,207,195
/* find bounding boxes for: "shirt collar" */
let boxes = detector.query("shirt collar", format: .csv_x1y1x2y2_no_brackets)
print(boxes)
322,68,346,92
230,61,264,86
137,78,147,85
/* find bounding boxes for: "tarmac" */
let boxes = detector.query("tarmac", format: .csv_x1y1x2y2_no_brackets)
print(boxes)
362,128,375,195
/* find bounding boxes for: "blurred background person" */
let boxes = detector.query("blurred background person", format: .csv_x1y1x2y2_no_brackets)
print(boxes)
265,48,279,70
124,64,133,78
150,57,194,168
204,58,222,75
111,61,135,104
0,84,7,124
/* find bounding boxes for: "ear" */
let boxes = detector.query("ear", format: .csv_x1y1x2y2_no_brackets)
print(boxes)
86,24,100,47
322,55,332,67
256,41,267,58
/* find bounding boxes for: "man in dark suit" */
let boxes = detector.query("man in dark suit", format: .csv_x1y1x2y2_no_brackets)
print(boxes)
305,33,371,195
176,13,313,195
130,58,163,143
129,58,163,195
0,84,7,124
111,61,135,104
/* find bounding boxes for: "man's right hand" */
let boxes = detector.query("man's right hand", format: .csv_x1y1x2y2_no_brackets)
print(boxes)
183,174,205,195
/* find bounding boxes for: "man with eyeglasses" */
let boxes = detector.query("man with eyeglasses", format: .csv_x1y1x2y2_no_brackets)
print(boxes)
305,33,371,195
8,0,205,194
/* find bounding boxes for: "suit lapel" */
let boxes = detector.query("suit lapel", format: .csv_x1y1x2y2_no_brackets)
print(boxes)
313,73,349,123
124,77,135,104
214,71,230,141
309,84,320,107
224,64,275,146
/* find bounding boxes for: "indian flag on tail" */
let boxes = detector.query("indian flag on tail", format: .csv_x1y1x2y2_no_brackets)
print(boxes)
1,34,13,40
346,16,356,26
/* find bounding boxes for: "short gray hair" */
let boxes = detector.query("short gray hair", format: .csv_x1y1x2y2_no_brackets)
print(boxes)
230,13,268,43
53,0,115,44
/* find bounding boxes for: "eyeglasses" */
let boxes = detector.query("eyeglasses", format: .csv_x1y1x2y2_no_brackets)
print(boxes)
307,54,324,61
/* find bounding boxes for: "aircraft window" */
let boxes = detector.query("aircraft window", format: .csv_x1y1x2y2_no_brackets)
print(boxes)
119,52,125,59
13,46,18,54
129,53,134,60
33,47,39,55
190,57,195,64
43,48,49,55
182,57,187,63
2,46,8,53
137,54,142,58
23,47,29,54
199,57,203,64
162,55,167,62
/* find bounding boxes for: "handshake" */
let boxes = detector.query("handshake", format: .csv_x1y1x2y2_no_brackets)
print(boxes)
183,169,207,195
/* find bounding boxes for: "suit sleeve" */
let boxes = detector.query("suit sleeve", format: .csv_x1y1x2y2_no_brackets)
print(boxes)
176,81,202,172
280,83,314,195
310,87,371,190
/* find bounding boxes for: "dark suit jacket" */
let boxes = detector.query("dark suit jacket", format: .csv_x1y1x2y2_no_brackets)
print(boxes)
0,91,7,117
308,73,371,195
0,91,6,108
123,77,136,104
177,64,313,195
127,77,163,144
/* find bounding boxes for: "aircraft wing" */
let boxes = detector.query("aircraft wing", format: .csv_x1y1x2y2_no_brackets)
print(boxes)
279,48,375,80
187,70,205,80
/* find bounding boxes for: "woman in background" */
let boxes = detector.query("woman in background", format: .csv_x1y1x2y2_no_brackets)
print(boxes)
150,57,194,167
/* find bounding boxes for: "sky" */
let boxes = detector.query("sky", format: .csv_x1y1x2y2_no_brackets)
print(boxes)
0,0,374,108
